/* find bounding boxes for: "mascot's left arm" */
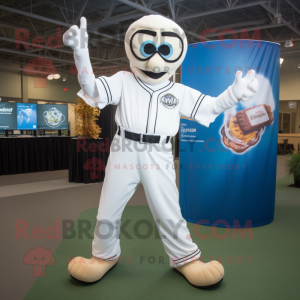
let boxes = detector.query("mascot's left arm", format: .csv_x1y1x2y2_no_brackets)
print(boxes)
180,70,259,126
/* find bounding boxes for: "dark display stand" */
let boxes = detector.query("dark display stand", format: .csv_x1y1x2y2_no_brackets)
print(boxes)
0,137,72,175
68,138,109,184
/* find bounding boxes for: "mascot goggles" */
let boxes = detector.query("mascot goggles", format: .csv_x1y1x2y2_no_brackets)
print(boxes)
130,30,184,63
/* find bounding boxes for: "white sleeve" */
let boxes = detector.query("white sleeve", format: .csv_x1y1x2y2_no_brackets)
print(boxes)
78,71,123,109
179,85,239,127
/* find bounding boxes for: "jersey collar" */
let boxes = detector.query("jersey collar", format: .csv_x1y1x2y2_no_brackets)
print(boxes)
135,75,171,93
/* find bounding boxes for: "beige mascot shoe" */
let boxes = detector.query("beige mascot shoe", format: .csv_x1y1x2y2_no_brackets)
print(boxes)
68,256,118,283
175,260,224,289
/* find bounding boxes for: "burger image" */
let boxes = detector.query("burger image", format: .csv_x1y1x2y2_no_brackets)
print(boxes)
221,104,273,153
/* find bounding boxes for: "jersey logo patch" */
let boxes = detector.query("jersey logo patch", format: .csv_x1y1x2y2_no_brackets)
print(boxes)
160,94,179,109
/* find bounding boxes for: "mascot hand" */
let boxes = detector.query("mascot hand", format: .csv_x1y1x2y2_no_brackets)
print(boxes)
63,17,88,54
231,70,259,102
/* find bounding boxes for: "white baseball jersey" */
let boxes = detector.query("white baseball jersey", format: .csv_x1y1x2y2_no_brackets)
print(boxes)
78,71,238,137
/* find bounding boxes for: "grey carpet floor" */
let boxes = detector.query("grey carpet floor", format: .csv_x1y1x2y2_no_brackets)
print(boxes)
0,169,68,187
0,157,290,300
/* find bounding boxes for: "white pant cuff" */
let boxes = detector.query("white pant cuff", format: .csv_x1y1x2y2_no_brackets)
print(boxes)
170,249,201,268
92,253,119,261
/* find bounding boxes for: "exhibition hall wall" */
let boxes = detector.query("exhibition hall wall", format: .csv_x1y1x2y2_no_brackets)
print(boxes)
0,63,80,136
278,100,300,134
278,52,300,134
0,62,80,103
0,63,22,99
279,53,300,101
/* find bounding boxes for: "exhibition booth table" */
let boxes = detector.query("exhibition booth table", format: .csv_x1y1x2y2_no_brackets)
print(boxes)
68,138,109,184
0,136,72,176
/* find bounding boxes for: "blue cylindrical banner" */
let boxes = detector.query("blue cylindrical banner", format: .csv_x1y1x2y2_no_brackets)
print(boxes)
179,40,280,228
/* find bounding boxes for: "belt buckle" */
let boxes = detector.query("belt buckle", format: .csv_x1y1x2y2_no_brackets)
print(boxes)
140,133,146,144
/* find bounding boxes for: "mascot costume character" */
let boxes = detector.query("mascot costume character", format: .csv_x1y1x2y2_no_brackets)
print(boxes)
63,15,258,288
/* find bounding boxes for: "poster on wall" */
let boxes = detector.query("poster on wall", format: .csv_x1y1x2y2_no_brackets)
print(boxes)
37,104,68,130
179,40,280,228
17,103,37,130
0,102,17,130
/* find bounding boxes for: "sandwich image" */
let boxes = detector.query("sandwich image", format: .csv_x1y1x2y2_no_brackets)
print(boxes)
221,104,273,153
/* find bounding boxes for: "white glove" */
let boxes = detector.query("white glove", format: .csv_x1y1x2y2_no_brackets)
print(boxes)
231,70,259,102
63,17,99,103
63,16,88,54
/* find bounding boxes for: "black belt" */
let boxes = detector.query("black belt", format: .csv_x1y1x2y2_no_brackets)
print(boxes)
117,128,170,144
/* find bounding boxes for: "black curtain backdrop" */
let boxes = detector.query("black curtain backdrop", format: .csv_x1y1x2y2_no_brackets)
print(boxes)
68,139,109,184
0,137,71,175
97,105,117,147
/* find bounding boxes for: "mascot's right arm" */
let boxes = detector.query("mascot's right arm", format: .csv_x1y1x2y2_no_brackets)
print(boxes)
63,17,99,106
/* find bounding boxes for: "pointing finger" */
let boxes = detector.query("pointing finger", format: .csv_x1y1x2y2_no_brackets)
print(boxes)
235,70,243,83
244,69,256,82
80,17,87,29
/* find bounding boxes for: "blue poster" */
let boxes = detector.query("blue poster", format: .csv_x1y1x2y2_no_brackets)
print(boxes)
0,102,17,130
17,103,37,130
179,40,280,228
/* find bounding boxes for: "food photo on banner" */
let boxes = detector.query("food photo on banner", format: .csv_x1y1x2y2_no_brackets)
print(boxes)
179,40,280,228
37,104,68,130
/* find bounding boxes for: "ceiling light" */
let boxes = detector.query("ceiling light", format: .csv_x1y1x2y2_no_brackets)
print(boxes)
63,77,67,81
47,74,54,80
284,40,293,47
275,13,282,24
54,74,60,79
288,102,297,109
280,58,284,65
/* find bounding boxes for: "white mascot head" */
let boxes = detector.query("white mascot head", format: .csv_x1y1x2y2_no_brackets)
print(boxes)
125,15,187,85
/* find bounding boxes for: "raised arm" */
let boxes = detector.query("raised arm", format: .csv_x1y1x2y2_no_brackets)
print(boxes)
180,70,259,127
63,17,99,106
63,17,122,109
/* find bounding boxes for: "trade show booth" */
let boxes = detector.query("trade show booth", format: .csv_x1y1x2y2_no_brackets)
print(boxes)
0,103,71,175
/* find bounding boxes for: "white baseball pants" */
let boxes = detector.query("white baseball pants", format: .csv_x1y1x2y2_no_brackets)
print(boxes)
92,133,200,267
